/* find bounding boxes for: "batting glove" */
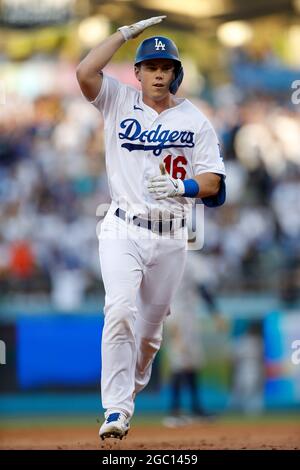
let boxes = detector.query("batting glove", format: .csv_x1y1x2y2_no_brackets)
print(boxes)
148,163,185,200
118,16,166,41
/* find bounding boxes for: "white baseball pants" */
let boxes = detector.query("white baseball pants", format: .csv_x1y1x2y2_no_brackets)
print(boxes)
98,208,187,418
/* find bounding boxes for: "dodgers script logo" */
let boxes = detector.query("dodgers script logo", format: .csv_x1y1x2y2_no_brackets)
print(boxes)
118,119,195,156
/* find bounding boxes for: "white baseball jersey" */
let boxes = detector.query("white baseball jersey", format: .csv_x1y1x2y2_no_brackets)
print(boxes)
91,74,225,219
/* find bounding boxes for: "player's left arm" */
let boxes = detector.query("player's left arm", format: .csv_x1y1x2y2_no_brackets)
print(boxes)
193,172,221,198
148,164,223,201
148,121,226,205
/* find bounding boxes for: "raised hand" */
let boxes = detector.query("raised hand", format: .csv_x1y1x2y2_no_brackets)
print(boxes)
118,16,167,41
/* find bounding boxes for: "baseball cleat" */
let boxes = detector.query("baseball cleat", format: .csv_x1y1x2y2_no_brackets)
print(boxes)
99,412,130,440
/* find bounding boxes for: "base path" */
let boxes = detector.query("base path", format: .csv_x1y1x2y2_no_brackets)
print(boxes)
1,421,299,450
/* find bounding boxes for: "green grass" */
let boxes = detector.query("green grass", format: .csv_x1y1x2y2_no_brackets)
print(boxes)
1,412,299,429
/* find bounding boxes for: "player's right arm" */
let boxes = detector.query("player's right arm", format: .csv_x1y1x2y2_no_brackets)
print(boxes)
76,16,166,102
76,32,125,102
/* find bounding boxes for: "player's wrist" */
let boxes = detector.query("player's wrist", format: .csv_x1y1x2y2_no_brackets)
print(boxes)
175,178,185,196
182,179,200,197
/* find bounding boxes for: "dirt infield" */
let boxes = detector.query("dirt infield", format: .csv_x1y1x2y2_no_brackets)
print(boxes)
1,421,299,450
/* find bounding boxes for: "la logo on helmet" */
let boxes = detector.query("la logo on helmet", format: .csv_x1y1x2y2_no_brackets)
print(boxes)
154,38,165,50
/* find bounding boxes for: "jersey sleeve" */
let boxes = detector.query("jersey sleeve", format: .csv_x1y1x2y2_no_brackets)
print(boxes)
193,121,226,207
192,121,225,176
90,74,123,121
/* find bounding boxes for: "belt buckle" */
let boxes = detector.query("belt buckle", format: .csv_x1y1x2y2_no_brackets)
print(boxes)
151,219,173,235
151,220,161,235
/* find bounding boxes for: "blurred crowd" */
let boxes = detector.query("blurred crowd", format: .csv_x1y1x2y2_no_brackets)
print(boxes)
200,90,300,302
0,65,300,308
0,91,108,308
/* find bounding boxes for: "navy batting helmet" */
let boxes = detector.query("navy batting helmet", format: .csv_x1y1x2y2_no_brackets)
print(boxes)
134,36,184,95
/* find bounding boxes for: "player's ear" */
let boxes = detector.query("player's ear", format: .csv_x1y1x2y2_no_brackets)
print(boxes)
134,65,141,82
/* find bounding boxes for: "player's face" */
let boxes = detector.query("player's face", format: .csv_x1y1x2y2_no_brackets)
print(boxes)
135,59,175,101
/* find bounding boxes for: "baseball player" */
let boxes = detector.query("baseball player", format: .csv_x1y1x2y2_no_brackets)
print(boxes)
76,16,226,440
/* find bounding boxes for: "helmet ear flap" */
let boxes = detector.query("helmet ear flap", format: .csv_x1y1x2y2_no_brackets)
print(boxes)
170,65,184,95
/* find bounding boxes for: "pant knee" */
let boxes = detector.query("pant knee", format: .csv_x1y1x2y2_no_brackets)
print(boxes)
103,302,136,343
137,335,162,371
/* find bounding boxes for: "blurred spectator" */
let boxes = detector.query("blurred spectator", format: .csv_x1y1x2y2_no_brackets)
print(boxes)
230,322,265,415
163,250,225,426
9,240,35,279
